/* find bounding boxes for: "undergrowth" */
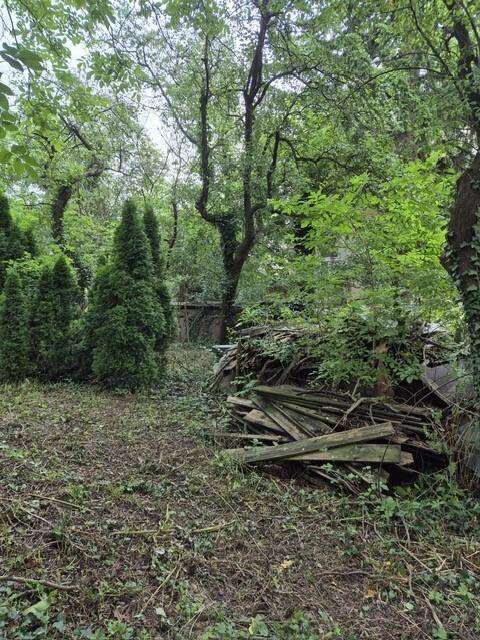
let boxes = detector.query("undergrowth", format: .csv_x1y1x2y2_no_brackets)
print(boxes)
0,347,478,639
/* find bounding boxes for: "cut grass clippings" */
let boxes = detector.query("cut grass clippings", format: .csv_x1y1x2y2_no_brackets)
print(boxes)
0,345,479,639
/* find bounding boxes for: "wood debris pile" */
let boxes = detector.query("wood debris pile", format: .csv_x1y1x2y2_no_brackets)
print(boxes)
211,327,317,390
223,385,447,491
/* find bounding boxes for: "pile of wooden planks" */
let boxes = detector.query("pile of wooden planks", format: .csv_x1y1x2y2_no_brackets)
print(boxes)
211,327,317,391
223,385,447,491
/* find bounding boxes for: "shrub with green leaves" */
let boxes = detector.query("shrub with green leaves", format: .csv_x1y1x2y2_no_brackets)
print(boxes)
0,269,30,380
30,255,79,379
85,200,166,389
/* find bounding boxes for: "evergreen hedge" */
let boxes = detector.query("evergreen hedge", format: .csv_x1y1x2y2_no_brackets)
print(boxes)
0,195,37,289
0,270,30,381
30,255,79,379
0,196,171,390
85,200,167,389
144,205,175,344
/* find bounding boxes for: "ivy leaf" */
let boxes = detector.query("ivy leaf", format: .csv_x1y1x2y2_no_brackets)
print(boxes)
23,593,54,621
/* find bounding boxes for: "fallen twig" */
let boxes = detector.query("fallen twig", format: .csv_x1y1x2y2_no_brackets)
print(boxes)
0,575,79,591
194,520,235,534
29,493,94,513
111,528,160,536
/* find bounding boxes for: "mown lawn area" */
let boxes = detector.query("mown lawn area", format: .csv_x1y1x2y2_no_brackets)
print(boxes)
1,347,479,640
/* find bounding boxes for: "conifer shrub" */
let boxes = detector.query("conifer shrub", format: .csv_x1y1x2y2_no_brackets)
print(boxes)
85,200,166,389
143,205,175,344
30,255,79,379
0,270,30,381
0,194,37,289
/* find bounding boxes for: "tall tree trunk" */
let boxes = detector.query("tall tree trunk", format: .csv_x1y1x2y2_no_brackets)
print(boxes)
51,184,73,244
443,152,480,395
220,271,240,342
218,215,241,342
193,7,277,340
438,9,480,398
50,183,90,298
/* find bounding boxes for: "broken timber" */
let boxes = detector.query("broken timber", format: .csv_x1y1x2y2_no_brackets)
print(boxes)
222,383,447,491
229,422,394,464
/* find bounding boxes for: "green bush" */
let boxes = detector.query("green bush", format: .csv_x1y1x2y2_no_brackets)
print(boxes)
85,200,167,389
0,269,30,381
144,205,175,345
30,255,79,379
0,194,37,289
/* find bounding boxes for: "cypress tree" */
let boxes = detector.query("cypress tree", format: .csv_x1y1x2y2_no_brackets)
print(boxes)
85,200,166,389
0,270,30,381
0,194,12,233
0,195,13,289
143,206,175,345
30,256,78,379
144,206,165,276
51,255,78,375
114,200,152,280
0,195,37,289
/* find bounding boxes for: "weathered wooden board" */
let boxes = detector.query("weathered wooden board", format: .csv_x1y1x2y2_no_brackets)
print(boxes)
227,396,255,410
255,397,309,441
211,432,286,443
243,409,284,434
280,402,334,432
291,443,403,464
229,422,394,464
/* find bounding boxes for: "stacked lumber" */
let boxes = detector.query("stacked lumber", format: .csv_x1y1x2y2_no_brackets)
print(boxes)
223,385,447,491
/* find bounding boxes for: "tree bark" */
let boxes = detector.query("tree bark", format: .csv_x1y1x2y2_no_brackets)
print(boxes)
50,183,90,297
443,152,480,394
440,7,480,396
192,4,280,340
218,214,240,341
51,184,73,244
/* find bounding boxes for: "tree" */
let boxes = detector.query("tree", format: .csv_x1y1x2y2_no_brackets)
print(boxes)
13,76,152,292
144,205,174,345
0,194,36,288
0,269,29,380
434,2,480,399
339,0,480,397
30,255,78,379
85,200,166,389
0,0,115,172
98,0,328,339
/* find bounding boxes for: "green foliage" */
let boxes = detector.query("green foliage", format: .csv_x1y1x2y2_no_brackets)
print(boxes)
85,200,167,389
201,611,339,639
143,206,175,343
243,157,460,388
0,0,115,173
0,194,36,289
0,270,29,380
88,267,162,389
114,200,152,280
168,210,224,302
143,206,165,276
30,256,79,379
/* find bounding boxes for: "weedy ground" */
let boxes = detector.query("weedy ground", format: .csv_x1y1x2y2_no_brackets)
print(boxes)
0,346,479,640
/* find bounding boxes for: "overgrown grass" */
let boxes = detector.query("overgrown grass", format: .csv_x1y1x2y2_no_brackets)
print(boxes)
0,347,479,639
